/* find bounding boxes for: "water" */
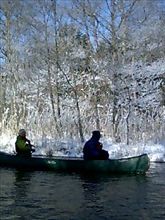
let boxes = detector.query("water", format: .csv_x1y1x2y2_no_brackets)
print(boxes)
0,163,165,220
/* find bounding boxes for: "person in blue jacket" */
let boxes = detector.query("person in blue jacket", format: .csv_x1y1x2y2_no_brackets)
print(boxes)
83,130,109,160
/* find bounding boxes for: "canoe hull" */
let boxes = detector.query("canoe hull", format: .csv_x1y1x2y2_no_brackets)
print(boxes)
0,152,150,174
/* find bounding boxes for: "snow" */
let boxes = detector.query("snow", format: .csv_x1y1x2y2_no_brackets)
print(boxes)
0,134,164,162
0,0,165,164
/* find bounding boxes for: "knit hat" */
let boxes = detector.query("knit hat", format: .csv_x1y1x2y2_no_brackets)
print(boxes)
18,129,26,136
92,130,101,139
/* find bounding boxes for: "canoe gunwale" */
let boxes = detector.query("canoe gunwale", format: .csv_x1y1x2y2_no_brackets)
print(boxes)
31,153,149,161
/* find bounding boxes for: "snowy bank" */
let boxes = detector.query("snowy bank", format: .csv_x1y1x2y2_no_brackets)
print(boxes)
0,134,164,162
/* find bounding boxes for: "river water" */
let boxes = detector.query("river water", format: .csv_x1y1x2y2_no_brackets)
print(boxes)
0,163,165,220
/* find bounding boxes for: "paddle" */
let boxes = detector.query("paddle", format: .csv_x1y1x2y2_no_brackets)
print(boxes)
29,144,36,153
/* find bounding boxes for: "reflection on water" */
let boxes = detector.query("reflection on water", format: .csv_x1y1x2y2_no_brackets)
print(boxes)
0,163,165,220
14,170,32,196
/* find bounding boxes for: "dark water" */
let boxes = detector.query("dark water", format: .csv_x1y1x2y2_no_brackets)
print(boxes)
0,163,165,220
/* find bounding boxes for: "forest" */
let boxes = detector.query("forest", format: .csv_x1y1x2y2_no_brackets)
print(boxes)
0,0,165,147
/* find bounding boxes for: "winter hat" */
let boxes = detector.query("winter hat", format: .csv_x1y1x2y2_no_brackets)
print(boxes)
18,129,26,136
92,130,101,139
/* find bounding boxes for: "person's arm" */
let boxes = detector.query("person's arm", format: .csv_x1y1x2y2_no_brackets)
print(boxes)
15,142,19,153
96,142,103,150
26,138,31,144
26,138,35,152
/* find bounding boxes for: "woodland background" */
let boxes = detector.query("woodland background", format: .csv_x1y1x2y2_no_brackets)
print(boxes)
0,0,165,147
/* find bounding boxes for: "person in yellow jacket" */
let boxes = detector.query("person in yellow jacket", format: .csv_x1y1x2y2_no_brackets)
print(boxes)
15,129,35,157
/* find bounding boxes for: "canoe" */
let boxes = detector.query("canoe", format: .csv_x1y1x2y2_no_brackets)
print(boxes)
0,151,150,174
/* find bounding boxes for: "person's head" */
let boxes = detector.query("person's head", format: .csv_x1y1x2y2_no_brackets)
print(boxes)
18,129,26,137
92,130,101,140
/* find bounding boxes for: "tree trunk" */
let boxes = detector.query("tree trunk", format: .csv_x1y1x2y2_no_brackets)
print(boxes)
73,76,84,142
44,12,60,136
52,0,62,127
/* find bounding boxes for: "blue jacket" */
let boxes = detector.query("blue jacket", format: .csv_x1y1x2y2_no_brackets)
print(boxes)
83,137,102,160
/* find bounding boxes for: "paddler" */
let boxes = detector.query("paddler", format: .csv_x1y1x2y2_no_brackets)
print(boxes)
15,129,35,157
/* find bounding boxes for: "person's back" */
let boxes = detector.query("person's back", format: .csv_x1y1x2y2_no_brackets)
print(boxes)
83,137,100,160
83,130,109,160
